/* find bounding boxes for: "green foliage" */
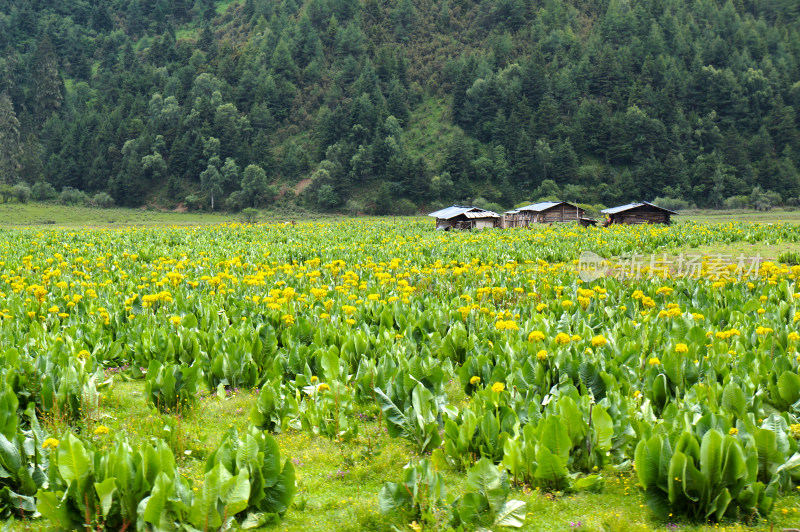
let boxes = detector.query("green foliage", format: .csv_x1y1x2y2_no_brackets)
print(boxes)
379,459,447,526
202,427,296,526
31,182,58,202
91,192,114,208
452,457,527,529
635,429,775,521
779,250,800,265
59,187,88,206
250,379,298,433
144,359,201,413
11,184,31,204
240,207,259,224
3,0,799,211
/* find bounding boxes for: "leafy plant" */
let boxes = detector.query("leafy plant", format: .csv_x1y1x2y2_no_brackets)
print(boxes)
201,427,296,528
376,384,445,453
635,429,775,521
379,459,448,527
452,457,527,529
144,359,201,413
250,378,299,433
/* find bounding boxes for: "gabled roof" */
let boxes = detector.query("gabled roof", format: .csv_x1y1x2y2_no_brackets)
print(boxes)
506,200,579,214
601,201,679,215
428,205,500,219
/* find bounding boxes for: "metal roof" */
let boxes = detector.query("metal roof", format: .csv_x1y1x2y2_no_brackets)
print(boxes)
428,205,500,219
506,201,579,214
601,201,678,215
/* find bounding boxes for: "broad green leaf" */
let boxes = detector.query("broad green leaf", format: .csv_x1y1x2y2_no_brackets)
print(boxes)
58,434,90,490
494,499,526,528
95,477,118,518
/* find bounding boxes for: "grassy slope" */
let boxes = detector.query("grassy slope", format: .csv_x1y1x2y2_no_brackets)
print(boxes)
405,96,460,170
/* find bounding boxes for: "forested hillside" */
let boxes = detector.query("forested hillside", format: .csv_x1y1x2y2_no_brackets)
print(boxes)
1,0,799,213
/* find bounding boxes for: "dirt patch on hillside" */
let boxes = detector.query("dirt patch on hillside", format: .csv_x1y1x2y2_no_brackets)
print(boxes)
293,178,312,196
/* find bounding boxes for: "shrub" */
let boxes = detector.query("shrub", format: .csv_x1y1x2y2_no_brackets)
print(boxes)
225,190,246,212
240,207,259,224
184,194,201,211
317,184,340,209
345,199,364,216
59,187,88,206
0,184,12,203
31,181,58,201
92,192,114,208
392,198,418,216
652,196,690,212
724,195,750,210
11,183,31,203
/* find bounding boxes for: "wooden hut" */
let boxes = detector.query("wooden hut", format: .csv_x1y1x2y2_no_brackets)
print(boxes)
503,201,587,228
428,205,501,230
601,202,677,225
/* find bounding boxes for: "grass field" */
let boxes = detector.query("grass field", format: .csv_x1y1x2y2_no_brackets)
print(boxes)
14,380,797,532
1,203,799,229
2,206,800,531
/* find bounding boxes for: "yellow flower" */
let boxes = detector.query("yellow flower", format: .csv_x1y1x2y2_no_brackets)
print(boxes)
48,305,59,313
310,376,319,383
528,330,545,342
169,315,181,327
495,320,519,331
318,383,331,392
94,425,109,436
555,333,571,345
675,343,689,354
791,424,800,439
536,303,547,312
537,350,547,361
571,334,581,342
561,300,573,309
491,382,505,393
756,326,773,335
42,438,59,450
282,314,295,325
77,350,90,359
470,376,481,386
591,335,607,348
633,390,642,399
728,427,738,435
648,357,661,366
789,332,800,342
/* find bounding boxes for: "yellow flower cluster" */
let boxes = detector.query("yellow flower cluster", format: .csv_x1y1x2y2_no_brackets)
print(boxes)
528,330,545,342
591,335,607,348
495,320,518,331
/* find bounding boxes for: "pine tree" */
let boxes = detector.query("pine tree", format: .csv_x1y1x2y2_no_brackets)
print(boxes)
0,92,22,185
30,34,63,127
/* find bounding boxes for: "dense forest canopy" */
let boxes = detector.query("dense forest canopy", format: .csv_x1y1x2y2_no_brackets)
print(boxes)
0,0,799,213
